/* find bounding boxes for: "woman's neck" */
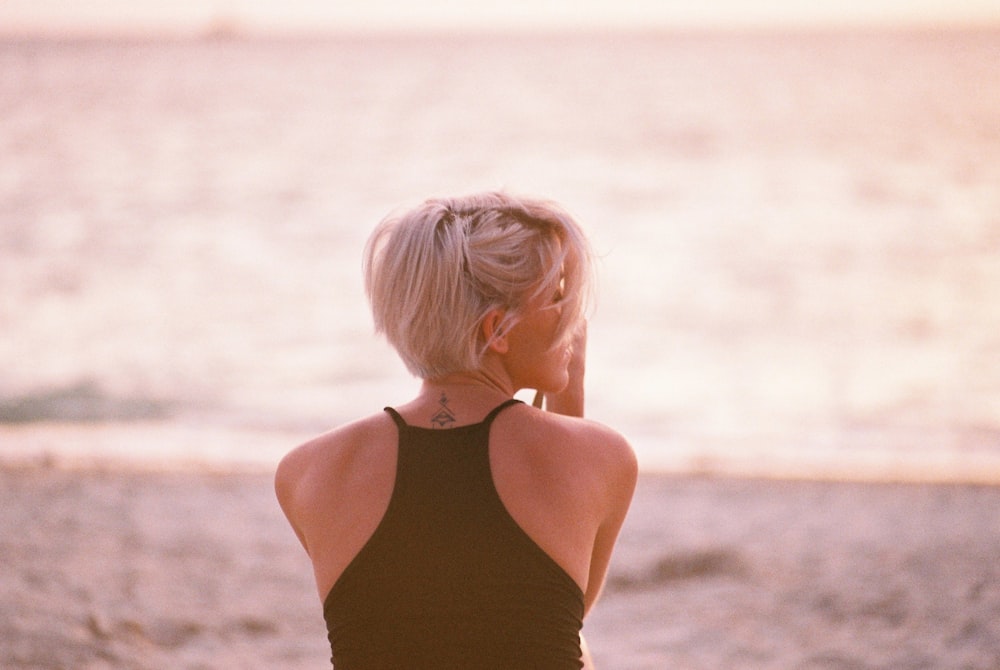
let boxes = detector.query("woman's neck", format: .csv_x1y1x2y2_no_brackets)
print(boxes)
419,371,512,402
399,369,518,429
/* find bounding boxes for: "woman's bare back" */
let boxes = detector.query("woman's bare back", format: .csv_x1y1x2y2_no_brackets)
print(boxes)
275,399,635,613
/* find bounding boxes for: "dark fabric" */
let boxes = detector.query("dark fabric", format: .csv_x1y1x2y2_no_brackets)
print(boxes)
323,399,585,669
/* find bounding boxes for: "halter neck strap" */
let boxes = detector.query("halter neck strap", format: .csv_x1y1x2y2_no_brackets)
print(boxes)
382,398,523,430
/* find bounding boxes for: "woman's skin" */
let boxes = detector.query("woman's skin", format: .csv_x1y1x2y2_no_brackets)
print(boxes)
276,294,636,669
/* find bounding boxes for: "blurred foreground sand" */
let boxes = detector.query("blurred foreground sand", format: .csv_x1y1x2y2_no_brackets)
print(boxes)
2,465,999,669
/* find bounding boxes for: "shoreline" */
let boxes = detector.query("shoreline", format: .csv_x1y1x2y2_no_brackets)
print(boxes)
3,421,1000,485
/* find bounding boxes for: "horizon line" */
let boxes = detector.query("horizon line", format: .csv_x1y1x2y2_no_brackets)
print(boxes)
2,18,999,41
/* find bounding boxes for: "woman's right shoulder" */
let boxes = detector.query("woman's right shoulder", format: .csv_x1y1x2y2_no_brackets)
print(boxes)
562,414,637,489
504,405,637,481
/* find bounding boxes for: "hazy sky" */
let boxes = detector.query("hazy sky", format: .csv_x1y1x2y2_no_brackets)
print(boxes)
3,0,1000,35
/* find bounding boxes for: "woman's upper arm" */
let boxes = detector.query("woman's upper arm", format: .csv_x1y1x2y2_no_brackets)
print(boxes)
583,431,638,615
275,447,312,552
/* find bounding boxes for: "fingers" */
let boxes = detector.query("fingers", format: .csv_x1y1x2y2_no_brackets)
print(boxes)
532,389,544,409
567,320,588,372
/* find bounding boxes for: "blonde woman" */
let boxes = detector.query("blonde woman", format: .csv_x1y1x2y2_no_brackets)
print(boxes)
276,192,637,669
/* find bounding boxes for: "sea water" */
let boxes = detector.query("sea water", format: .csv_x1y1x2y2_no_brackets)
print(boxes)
2,30,999,476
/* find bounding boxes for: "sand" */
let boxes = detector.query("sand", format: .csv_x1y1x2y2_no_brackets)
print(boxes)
2,465,1000,670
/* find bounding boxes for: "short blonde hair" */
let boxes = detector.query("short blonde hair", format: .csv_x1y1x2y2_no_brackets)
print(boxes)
363,191,594,379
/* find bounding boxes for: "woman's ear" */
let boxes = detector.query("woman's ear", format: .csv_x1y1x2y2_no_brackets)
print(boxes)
481,308,510,354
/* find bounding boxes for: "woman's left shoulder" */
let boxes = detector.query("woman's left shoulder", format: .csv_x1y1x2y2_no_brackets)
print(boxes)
274,413,395,525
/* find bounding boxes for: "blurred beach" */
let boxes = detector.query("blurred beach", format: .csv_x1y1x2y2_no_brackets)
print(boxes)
2,28,1000,669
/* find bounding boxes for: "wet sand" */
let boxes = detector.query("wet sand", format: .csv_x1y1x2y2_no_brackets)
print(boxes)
2,465,999,669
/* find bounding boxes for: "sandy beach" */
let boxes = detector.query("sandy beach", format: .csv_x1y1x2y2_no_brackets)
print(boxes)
3,463,999,669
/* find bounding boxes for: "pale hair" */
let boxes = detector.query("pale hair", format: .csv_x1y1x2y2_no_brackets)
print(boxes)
363,191,594,380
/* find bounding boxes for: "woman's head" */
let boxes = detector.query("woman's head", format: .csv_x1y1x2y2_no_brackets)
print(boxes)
364,191,594,380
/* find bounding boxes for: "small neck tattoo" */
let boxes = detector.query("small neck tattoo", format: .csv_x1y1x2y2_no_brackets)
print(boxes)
430,392,457,428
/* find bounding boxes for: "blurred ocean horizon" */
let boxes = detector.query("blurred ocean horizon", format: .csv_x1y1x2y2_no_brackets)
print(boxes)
2,30,999,478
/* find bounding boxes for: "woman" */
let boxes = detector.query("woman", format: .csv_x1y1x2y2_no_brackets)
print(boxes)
275,192,637,669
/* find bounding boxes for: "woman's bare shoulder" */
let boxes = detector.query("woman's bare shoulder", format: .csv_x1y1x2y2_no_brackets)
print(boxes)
524,403,631,452
491,404,637,596
275,411,398,567
275,412,394,507
559,413,637,499
501,405,637,484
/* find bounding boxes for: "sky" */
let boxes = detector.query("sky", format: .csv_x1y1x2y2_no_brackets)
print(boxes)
2,0,1000,35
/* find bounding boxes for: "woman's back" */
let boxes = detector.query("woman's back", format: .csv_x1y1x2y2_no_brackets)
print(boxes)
276,396,635,669
324,399,585,668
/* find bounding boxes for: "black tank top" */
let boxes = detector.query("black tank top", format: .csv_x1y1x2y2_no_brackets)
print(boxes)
323,399,585,669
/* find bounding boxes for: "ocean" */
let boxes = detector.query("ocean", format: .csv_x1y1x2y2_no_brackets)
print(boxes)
2,29,999,478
